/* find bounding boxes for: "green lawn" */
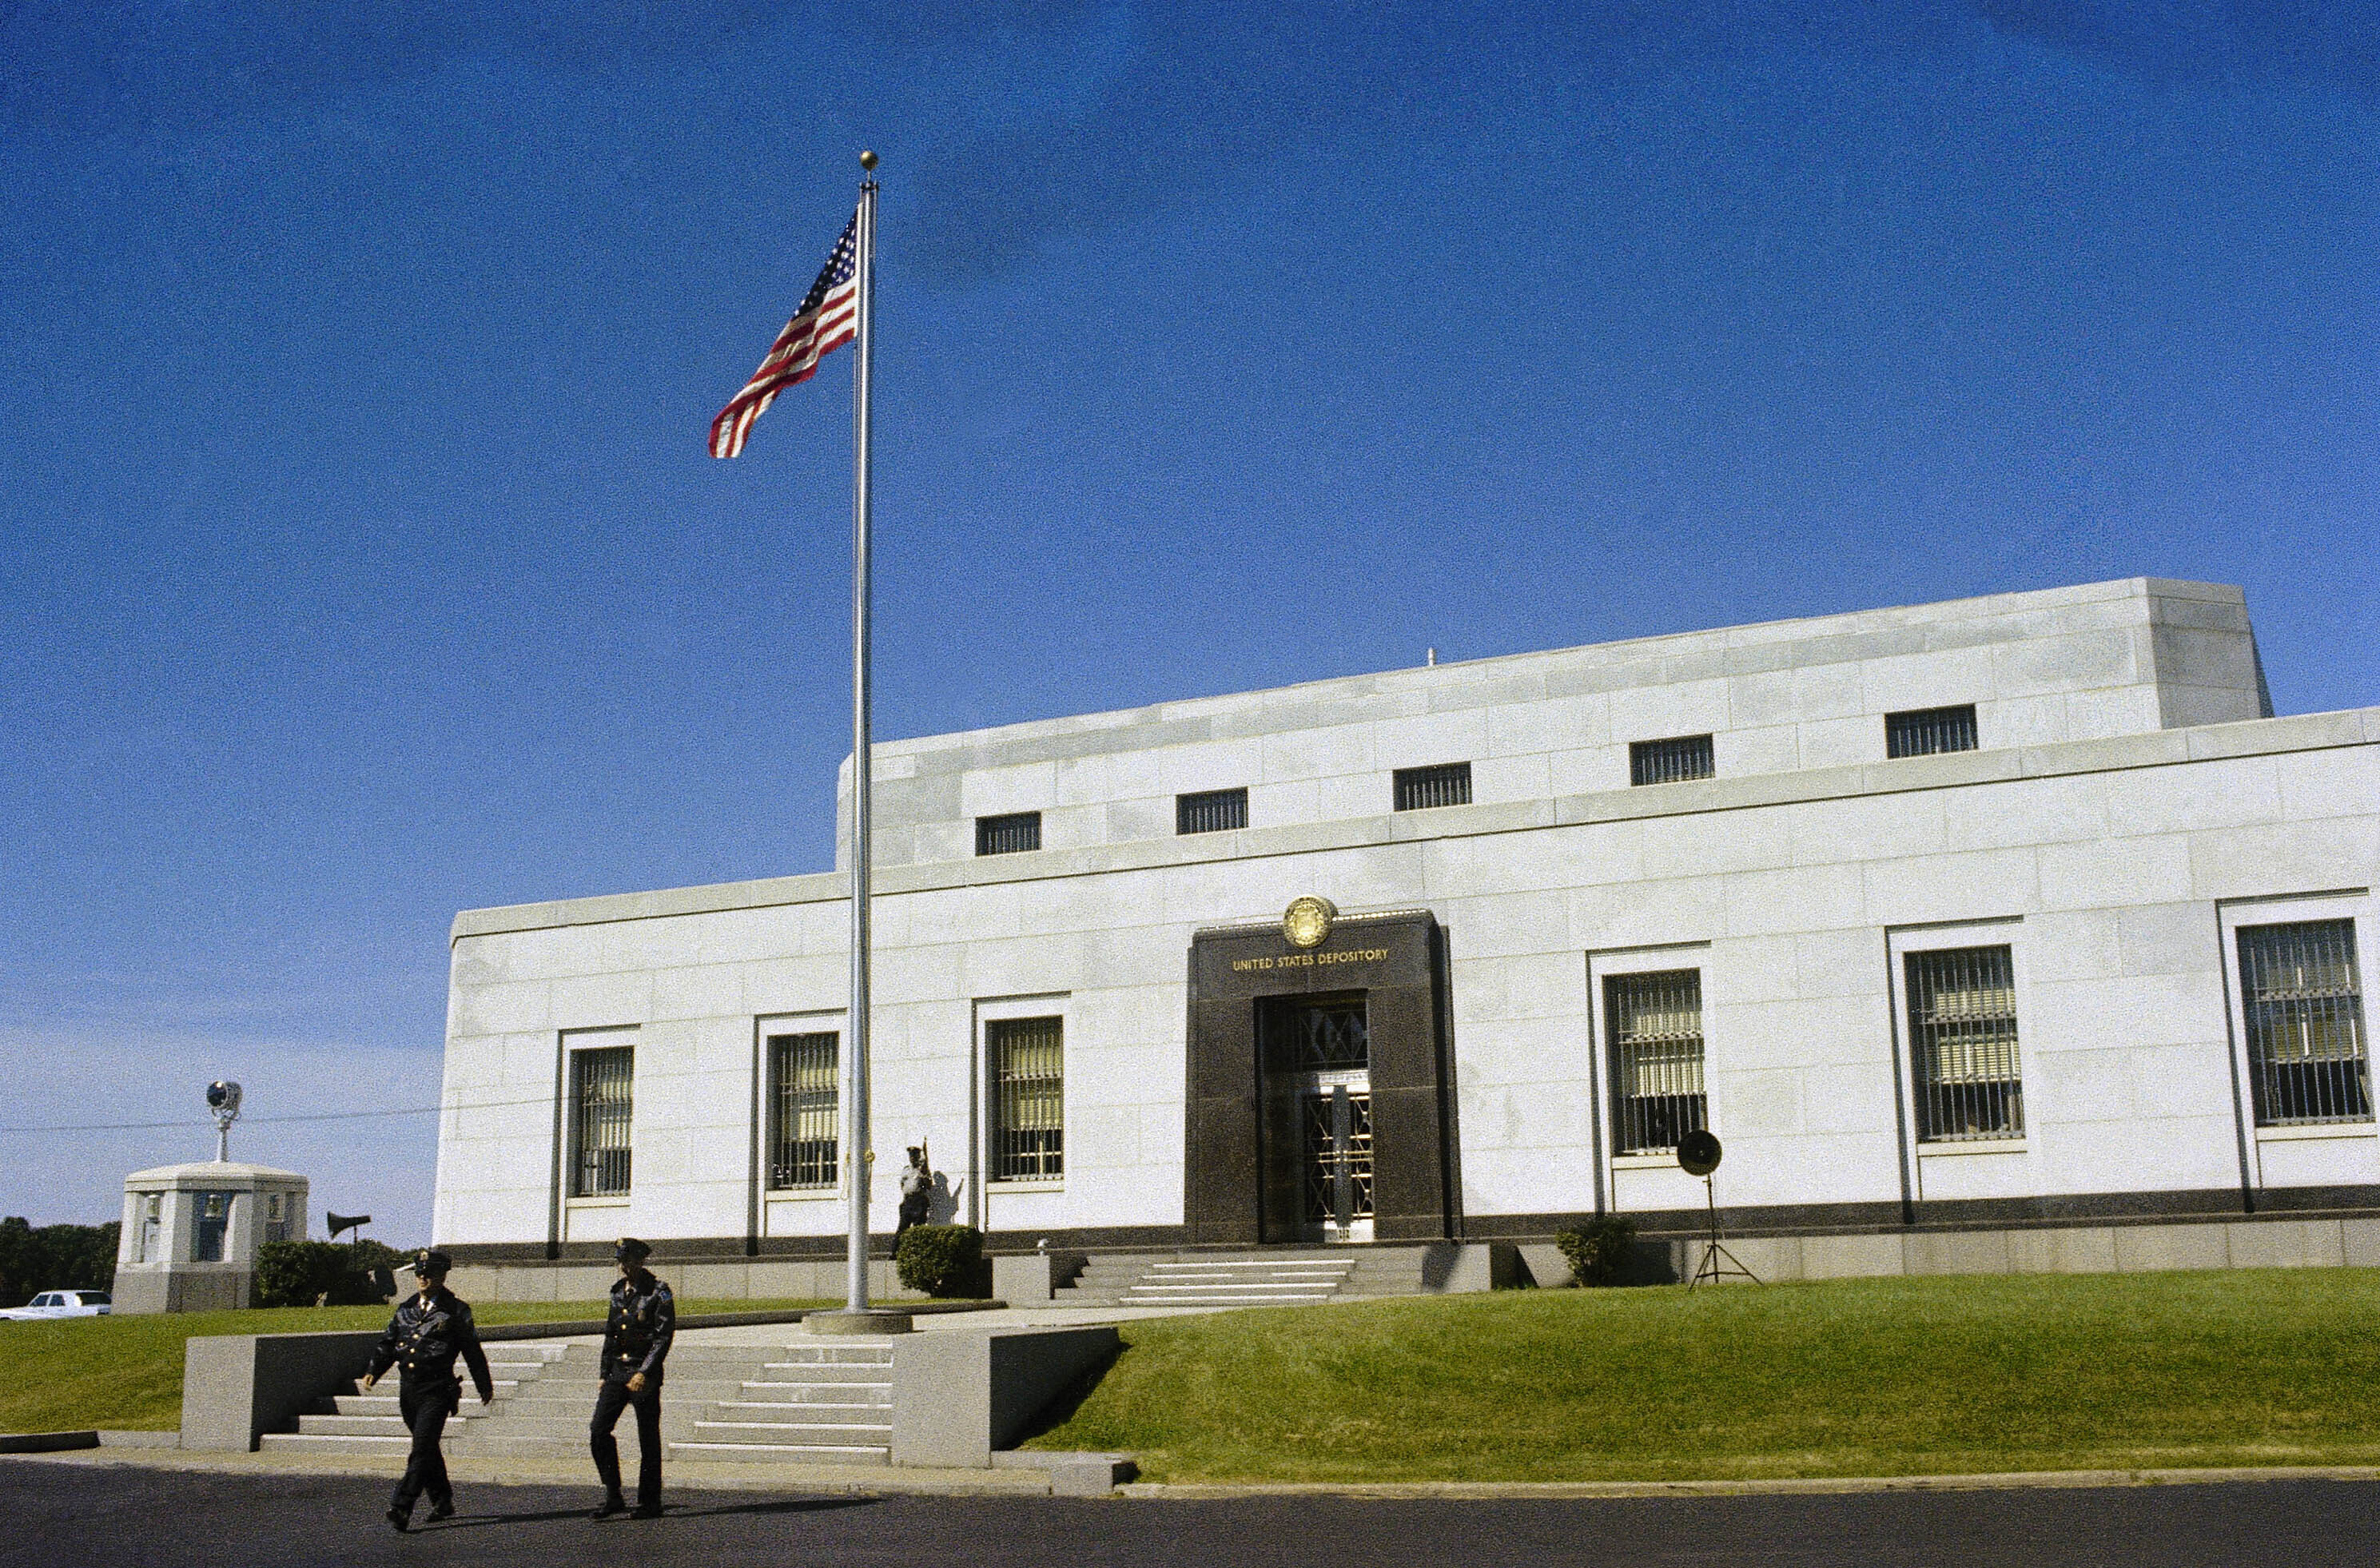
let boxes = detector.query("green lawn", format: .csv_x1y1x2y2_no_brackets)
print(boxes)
1025,1269,2380,1483
0,1299,827,1435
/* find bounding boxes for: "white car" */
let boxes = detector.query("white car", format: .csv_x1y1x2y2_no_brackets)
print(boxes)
0,1290,112,1320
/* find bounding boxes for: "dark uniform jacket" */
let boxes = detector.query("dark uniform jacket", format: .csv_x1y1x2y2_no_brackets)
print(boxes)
368,1287,494,1399
601,1271,675,1379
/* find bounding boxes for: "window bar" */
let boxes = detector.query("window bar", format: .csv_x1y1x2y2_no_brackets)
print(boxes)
1176,787,1249,835
1606,969,1706,1155
769,1032,840,1188
2239,920,2370,1126
572,1046,635,1196
1905,946,2022,1140
1393,762,1471,811
1630,735,1715,786
990,1017,1065,1181
1885,705,1979,758
976,812,1041,856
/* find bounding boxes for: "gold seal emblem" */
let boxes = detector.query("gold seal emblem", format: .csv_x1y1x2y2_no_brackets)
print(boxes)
1282,895,1337,949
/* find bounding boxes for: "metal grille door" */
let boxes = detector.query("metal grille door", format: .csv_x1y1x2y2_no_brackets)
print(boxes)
1885,705,1979,758
1393,762,1471,810
571,1045,635,1196
1630,735,1715,786
1301,1089,1374,1227
1905,946,2023,1140
990,1016,1065,1180
2239,921,2370,1125
1264,993,1370,1071
1606,969,1707,1154
767,1032,839,1188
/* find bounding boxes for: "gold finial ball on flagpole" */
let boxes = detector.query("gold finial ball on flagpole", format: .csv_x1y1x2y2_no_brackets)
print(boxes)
859,149,878,171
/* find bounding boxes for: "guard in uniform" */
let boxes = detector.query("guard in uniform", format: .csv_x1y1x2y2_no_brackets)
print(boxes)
896,1145,931,1237
361,1248,493,1532
590,1236,675,1519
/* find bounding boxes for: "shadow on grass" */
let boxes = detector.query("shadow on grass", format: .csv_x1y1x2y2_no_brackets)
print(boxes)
1008,1337,1128,1447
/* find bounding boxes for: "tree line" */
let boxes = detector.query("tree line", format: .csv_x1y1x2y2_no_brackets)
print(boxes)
0,1218,118,1307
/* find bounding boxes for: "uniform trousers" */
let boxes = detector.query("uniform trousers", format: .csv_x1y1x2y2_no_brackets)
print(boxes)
590,1367,665,1506
391,1378,460,1513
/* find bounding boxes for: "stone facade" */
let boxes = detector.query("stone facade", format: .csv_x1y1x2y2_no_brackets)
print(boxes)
432,579,2378,1287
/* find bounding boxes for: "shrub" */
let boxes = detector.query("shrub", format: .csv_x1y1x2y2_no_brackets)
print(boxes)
253,1240,402,1308
894,1224,985,1299
1554,1215,1639,1287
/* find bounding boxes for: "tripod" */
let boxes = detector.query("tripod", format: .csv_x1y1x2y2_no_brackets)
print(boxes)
1686,1172,1759,1288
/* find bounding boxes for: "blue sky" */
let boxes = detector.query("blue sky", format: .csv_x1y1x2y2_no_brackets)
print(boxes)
3,3,2374,1238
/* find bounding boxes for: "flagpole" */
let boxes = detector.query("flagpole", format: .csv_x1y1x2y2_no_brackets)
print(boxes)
845,152,880,1316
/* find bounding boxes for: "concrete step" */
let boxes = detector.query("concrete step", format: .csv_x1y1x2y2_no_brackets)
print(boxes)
295,1414,484,1437
459,1414,705,1443
667,1440,887,1465
496,1379,748,1405
1126,1279,1345,1291
734,1386,892,1407
1120,1293,1336,1306
764,1344,895,1365
457,1433,662,1458
688,1418,892,1445
260,1433,416,1455
330,1395,503,1418
753,1363,893,1384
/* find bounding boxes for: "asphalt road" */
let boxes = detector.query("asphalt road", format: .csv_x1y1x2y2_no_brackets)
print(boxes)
4,1464,2375,1568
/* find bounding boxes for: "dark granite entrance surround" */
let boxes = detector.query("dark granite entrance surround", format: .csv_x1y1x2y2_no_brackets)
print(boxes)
1184,910,1451,1245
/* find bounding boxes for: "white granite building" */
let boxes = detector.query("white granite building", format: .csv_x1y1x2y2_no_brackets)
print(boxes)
434,579,2378,1297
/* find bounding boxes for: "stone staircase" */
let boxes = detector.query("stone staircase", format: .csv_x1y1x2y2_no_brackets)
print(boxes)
261,1343,570,1455
261,1340,899,1469
671,1343,893,1466
1053,1246,1459,1307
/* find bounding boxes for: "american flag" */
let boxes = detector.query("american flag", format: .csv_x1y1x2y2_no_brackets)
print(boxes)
708,213,859,459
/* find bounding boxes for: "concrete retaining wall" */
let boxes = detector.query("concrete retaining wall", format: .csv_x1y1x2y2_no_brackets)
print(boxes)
891,1327,1119,1468
181,1330,382,1452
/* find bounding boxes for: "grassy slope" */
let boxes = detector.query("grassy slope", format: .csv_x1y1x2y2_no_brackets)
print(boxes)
1027,1270,2380,1482
0,1299,828,1434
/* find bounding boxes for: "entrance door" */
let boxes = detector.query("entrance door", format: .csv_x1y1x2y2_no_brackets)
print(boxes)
1260,993,1374,1242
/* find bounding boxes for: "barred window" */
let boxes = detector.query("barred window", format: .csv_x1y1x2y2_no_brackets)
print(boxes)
1176,787,1248,835
190,1191,233,1263
2238,921,2370,1126
1606,969,1706,1156
1905,946,2023,1141
989,1016,1064,1181
1886,705,1979,758
1630,735,1714,786
766,1032,839,1188
571,1045,635,1196
976,811,1041,856
262,1192,292,1245
136,1193,161,1264
1393,762,1471,811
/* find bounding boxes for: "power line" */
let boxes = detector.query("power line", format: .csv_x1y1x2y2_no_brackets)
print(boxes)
0,1092,564,1136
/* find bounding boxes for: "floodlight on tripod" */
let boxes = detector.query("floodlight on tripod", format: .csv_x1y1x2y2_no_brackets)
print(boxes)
1677,1129,1759,1288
